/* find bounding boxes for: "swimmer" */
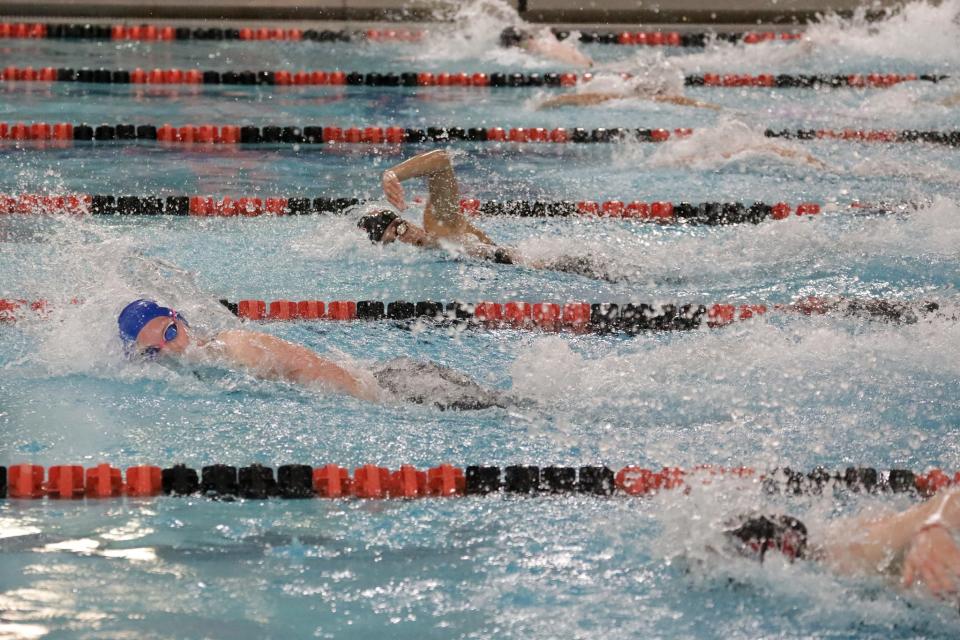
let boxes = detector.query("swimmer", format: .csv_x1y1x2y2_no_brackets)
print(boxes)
537,72,722,111
499,25,594,68
727,487,960,600
787,295,946,324
118,298,518,411
360,149,621,282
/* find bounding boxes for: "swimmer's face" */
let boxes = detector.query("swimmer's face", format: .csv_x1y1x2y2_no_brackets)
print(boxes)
135,315,190,356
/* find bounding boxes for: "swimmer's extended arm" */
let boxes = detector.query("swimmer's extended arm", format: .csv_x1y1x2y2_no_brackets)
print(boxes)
537,92,622,109
651,94,723,111
538,92,721,111
769,145,827,169
214,330,379,402
383,150,493,244
524,35,593,68
823,488,960,596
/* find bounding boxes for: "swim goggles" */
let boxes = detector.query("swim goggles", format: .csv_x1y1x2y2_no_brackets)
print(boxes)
141,316,183,357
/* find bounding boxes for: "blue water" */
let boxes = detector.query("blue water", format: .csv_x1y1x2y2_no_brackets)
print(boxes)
3,2,960,637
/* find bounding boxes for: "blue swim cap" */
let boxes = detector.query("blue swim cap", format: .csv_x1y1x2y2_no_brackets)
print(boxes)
118,299,186,344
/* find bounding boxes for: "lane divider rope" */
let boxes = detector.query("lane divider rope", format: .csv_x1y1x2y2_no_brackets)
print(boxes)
0,463,953,499
0,22,800,46
0,297,941,329
0,192,831,222
0,122,957,146
0,66,943,88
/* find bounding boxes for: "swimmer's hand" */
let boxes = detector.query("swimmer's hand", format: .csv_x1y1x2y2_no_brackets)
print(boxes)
382,170,407,211
901,525,960,597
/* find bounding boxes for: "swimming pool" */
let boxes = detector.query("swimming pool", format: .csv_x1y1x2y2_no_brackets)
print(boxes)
3,0,960,637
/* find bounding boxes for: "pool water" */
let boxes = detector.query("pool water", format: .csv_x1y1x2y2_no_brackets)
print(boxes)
3,0,960,637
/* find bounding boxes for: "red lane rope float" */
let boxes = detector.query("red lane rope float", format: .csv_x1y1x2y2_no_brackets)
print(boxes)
0,193,829,223
0,463,952,499
0,22,801,47
0,66,943,88
0,122,956,147
1,297,941,329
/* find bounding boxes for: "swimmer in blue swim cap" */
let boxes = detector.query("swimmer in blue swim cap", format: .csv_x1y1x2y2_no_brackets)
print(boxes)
359,150,619,282
118,298,518,411
118,299,191,357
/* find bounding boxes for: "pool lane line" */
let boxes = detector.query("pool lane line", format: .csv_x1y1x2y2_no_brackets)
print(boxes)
0,22,798,47
0,463,949,499
1,123,958,147
0,297,943,329
0,66,945,88
0,193,838,222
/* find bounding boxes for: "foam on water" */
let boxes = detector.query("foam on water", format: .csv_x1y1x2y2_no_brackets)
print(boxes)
419,0,564,68
632,118,960,188
510,306,960,463
806,0,960,67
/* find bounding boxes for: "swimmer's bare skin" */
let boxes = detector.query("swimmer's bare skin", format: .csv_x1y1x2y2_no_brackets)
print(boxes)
134,315,377,402
204,330,378,402
382,149,492,245
375,151,620,280
537,91,722,111
821,488,960,598
758,146,828,169
380,150,529,265
522,32,593,68
660,139,827,169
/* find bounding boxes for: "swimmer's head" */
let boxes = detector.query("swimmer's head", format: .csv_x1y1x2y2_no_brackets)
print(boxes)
499,26,532,48
726,514,807,562
357,209,429,247
358,209,399,243
118,298,190,358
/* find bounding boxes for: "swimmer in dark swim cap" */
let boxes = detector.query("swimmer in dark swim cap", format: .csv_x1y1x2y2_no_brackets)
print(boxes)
358,150,619,282
498,25,593,68
723,488,960,599
118,298,518,410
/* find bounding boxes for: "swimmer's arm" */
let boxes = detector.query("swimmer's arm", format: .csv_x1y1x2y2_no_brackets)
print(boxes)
385,150,493,244
651,94,723,111
524,36,593,68
769,145,828,169
537,92,621,109
461,242,523,265
938,93,960,107
215,330,378,402
822,489,960,583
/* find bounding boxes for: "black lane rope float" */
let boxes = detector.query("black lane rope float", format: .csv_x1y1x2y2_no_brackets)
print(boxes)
2,122,958,147
0,66,944,88
0,192,834,222
0,462,954,500
1,297,944,330
0,21,801,47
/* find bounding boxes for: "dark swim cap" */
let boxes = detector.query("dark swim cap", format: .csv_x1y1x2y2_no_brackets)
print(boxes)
358,210,399,243
118,299,186,344
727,514,807,562
499,26,528,48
